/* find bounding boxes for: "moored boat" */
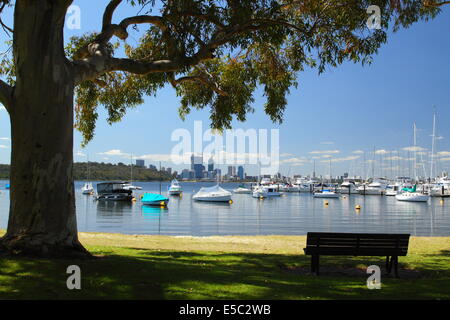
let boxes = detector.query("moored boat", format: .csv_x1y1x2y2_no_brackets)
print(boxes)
96,181,134,201
193,184,232,202
168,179,182,195
141,193,169,206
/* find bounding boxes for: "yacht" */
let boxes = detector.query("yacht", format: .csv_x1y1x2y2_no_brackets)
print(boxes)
358,178,388,195
429,176,450,197
338,179,359,194
252,185,281,198
168,179,182,195
313,189,340,198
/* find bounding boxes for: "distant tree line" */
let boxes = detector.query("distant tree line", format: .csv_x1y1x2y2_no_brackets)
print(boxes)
0,162,175,181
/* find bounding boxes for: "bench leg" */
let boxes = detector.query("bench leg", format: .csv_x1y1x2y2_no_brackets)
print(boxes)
316,255,320,276
310,254,320,275
386,256,392,274
393,256,399,278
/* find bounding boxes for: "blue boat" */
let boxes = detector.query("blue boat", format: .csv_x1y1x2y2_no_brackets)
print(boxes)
141,193,169,206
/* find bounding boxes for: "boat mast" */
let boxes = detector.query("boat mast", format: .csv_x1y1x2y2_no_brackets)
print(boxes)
430,108,436,181
130,153,133,184
413,122,417,183
159,161,162,194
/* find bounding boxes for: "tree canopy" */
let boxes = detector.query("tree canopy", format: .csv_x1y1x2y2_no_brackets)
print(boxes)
0,0,445,146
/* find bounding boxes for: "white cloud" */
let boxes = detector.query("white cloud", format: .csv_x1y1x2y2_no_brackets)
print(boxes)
352,150,364,154
98,149,130,157
402,146,426,152
321,156,360,163
280,157,309,166
375,149,389,155
320,141,334,145
309,150,340,155
280,153,294,157
75,150,86,157
439,157,450,162
0,105,5,112
0,137,10,141
0,145,9,149
437,151,450,157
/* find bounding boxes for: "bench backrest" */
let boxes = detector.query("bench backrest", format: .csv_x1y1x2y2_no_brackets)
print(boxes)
305,232,410,256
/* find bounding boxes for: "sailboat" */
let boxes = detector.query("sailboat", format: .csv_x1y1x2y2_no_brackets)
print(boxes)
81,156,94,195
314,159,339,198
123,154,142,190
396,185,429,202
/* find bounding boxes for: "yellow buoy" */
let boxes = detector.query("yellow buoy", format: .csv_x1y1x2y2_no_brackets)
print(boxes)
355,205,361,210
324,201,329,206
260,196,264,200
229,200,233,204
132,197,137,202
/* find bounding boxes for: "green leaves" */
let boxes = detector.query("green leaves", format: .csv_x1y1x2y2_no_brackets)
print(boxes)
68,0,441,145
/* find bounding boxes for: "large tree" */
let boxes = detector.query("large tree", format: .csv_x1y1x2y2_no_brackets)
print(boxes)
0,0,444,257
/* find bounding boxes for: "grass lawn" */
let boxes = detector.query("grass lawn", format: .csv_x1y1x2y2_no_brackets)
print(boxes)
0,230,449,299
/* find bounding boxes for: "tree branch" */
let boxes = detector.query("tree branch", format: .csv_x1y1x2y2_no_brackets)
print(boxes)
103,0,123,31
169,73,228,96
0,79,13,112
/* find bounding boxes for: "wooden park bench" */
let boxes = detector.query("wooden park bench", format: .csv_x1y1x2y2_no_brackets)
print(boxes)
303,232,410,277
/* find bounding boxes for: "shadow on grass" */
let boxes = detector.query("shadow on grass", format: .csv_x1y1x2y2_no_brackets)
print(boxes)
0,247,449,300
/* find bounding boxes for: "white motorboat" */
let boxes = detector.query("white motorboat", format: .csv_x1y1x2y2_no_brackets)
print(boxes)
396,185,429,202
233,185,252,194
429,176,450,197
313,190,340,198
168,179,182,195
358,178,388,195
338,179,359,194
193,184,232,202
123,183,143,190
252,186,281,198
81,182,94,195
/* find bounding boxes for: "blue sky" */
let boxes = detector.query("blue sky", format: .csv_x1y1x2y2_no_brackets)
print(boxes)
0,0,449,178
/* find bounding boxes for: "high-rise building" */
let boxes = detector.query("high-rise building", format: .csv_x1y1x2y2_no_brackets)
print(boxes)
190,153,203,170
135,159,145,167
237,166,244,180
227,166,233,177
193,164,205,179
208,157,214,172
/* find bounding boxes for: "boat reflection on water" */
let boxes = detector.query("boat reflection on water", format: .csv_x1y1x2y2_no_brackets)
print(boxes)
142,205,169,217
96,200,133,216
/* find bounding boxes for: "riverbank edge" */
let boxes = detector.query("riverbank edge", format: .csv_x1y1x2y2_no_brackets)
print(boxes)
2,230,448,255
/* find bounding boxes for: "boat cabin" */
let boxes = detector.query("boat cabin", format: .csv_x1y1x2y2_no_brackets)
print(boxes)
96,181,133,201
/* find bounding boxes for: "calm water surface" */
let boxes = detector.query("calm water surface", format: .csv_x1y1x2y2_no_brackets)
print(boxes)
0,180,449,236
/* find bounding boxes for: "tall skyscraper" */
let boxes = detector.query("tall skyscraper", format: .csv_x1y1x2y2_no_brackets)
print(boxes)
208,157,214,172
237,166,244,180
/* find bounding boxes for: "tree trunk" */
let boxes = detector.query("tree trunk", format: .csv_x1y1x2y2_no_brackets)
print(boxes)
0,0,90,258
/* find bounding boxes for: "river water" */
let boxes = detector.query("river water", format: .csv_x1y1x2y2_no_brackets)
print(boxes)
0,180,449,236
